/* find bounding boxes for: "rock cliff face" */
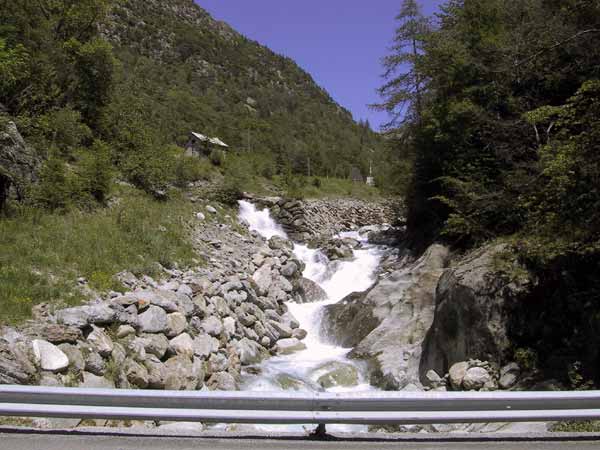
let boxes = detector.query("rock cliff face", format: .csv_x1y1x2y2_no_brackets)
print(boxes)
419,244,534,382
0,121,40,209
322,244,450,389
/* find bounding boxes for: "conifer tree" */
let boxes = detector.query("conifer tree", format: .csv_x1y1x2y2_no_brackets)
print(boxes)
375,0,430,128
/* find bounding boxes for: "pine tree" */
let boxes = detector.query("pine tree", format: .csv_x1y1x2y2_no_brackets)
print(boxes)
375,0,430,128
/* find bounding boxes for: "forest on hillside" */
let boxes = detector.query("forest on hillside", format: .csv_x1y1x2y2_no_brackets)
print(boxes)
0,0,391,213
380,0,600,381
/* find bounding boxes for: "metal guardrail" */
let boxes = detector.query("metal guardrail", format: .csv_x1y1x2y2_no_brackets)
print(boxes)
0,385,600,425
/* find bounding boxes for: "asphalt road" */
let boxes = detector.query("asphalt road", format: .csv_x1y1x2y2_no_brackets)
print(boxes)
1,432,600,450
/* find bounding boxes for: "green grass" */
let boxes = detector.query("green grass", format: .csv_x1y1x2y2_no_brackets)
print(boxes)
0,186,199,324
278,176,384,200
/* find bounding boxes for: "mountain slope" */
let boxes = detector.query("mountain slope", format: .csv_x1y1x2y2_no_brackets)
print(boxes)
102,0,381,178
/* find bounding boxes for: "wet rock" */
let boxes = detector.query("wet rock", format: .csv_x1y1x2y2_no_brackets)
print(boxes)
268,320,292,339
32,340,69,373
312,361,359,388
275,338,306,355
137,306,168,333
292,328,307,340
234,338,266,365
280,262,298,277
296,277,328,303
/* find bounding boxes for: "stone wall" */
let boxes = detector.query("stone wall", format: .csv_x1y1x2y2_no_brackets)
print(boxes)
254,196,400,242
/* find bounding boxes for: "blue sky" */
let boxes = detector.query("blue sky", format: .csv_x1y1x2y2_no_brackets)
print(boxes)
197,1,443,131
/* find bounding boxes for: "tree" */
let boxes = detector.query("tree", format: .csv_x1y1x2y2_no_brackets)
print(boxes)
375,0,430,128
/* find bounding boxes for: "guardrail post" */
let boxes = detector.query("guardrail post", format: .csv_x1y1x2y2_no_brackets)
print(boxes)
311,423,327,439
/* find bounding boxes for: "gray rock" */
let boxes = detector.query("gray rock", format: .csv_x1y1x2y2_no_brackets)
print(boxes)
206,205,217,214
56,307,90,328
87,326,113,357
137,333,170,359
499,362,520,389
223,317,236,336
207,352,229,373
207,371,237,391
58,344,85,372
449,361,469,389
421,244,533,378
123,358,149,388
268,320,292,339
463,367,492,391
32,340,69,373
199,316,223,337
84,351,106,376
144,357,168,389
268,236,293,250
322,244,450,390
37,324,82,344
425,369,444,388
81,372,115,389
170,333,195,357
252,265,272,296
0,343,40,385
138,305,168,333
166,312,187,338
164,355,203,390
193,334,220,358
0,121,40,209
116,325,136,339
280,262,298,277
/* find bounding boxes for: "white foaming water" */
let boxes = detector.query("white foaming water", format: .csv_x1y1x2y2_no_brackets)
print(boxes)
237,201,384,433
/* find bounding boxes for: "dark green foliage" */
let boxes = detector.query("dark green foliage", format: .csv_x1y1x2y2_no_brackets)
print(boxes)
379,0,600,381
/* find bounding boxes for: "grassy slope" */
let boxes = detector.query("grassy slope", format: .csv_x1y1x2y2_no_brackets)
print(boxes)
0,186,200,324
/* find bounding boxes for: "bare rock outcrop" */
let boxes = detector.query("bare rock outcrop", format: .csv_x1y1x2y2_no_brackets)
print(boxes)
419,244,534,382
0,121,40,209
321,244,450,389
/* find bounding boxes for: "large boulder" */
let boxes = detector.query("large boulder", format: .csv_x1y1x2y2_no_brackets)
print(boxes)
321,244,450,389
311,361,359,388
0,121,39,209
32,340,69,373
0,340,37,384
420,244,533,380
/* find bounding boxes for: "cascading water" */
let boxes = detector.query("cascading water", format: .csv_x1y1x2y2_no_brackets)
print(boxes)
238,200,385,432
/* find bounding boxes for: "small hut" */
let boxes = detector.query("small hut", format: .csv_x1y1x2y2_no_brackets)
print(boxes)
185,132,229,158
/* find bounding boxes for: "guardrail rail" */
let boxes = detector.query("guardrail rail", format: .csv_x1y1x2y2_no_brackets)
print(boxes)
1,386,599,428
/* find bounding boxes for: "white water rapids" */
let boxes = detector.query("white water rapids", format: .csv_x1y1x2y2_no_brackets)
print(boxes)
237,200,385,432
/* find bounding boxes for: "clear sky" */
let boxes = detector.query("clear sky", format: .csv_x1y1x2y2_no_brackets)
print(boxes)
197,1,443,131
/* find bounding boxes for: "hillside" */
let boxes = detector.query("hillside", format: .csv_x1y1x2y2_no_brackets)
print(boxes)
101,0,383,178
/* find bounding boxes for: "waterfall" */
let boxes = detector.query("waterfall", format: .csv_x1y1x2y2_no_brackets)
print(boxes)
238,200,384,432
